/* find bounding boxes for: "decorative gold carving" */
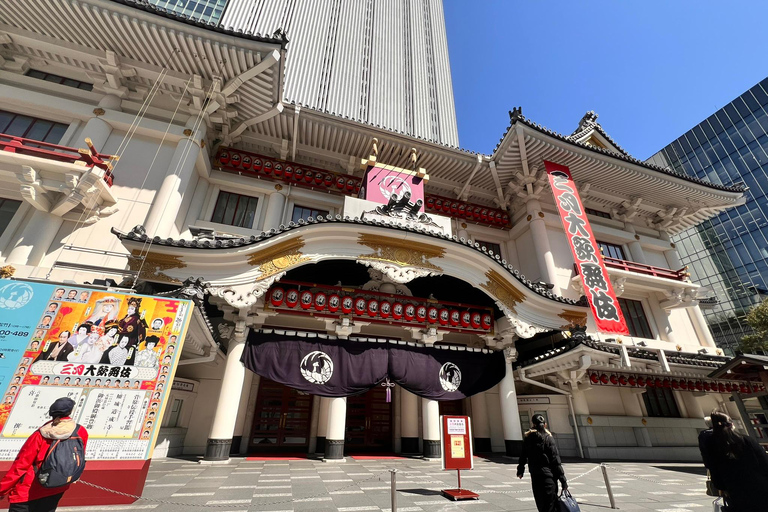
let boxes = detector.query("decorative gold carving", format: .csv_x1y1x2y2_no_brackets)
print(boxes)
183,128,193,136
480,270,525,313
526,214,532,222
248,237,310,278
634,234,641,240
128,251,186,284
538,211,545,218
92,108,105,116
274,184,283,191
0,265,16,278
670,242,676,249
558,310,588,329
357,234,444,271
461,222,467,229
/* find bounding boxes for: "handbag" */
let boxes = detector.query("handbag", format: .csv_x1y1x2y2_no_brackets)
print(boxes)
558,489,581,512
705,470,720,497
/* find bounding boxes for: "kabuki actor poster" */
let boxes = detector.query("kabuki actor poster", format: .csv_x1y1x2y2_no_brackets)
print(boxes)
0,279,192,460
544,161,630,335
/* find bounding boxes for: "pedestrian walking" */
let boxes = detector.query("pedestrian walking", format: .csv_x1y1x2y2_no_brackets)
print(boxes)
516,414,568,512
698,410,768,511
0,398,88,511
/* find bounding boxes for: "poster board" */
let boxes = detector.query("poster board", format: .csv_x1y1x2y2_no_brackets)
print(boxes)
0,279,192,461
440,415,473,471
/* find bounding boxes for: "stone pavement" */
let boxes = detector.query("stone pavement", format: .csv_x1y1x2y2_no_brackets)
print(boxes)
62,455,717,512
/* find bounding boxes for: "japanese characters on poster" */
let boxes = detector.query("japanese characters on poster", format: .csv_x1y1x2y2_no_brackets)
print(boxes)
544,161,630,335
0,279,192,460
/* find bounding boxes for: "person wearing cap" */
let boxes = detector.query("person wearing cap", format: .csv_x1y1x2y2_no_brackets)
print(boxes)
516,414,567,512
0,398,88,511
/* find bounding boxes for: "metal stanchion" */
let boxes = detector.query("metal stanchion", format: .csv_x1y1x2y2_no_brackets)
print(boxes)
390,469,397,512
600,463,617,509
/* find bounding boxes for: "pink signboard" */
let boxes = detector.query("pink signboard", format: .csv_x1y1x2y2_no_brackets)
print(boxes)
362,166,425,206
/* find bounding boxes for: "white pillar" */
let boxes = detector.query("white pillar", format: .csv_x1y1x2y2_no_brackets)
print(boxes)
648,296,677,344
470,392,491,452
144,118,206,238
315,396,331,454
681,392,704,419
499,362,523,456
81,95,121,152
619,388,643,416
422,398,441,459
689,306,716,348
526,200,559,290
624,224,647,265
5,209,63,266
571,388,590,416
238,374,260,455
325,397,347,460
232,371,254,454
261,189,287,230
181,177,209,233
659,231,683,269
400,389,420,454
205,330,247,461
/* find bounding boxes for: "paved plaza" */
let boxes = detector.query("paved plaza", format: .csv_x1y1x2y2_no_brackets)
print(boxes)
61,456,717,512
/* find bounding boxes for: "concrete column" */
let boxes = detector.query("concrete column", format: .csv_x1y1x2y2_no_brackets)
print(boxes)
421,398,441,459
81,95,121,152
5,209,63,266
681,392,704,419
526,200,559,289
308,395,321,453
204,328,248,461
689,306,716,348
181,176,209,233
619,388,643,416
648,296,677,344
659,231,683,269
400,389,420,454
231,371,254,455
315,397,331,454
325,397,347,460
623,224,647,264
238,374,260,455
144,118,206,238
261,189,287,230
470,392,492,452
499,362,523,456
571,388,590,416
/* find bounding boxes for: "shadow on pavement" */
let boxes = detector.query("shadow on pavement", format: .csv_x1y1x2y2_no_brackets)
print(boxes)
652,465,707,476
398,488,444,496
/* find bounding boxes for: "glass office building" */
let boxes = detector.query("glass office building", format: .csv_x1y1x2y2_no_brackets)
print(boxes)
647,78,768,354
148,0,228,24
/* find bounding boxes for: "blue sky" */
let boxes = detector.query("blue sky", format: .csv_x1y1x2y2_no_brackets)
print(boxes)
444,1,768,159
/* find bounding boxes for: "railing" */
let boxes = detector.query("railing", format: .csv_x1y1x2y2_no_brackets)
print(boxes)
0,133,115,186
574,257,688,282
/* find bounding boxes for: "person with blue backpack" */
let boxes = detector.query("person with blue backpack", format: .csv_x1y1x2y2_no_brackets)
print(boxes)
0,398,88,511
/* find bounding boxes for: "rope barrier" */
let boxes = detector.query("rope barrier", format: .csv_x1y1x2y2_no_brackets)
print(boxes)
605,464,705,486
481,464,603,494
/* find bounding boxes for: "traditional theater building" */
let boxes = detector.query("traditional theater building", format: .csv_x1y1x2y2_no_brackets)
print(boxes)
0,0,765,463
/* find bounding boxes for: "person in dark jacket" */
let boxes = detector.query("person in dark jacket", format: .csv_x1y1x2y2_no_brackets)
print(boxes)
517,414,568,512
698,410,768,511
0,397,89,511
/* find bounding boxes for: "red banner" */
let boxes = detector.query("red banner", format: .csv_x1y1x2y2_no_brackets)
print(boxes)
544,161,630,335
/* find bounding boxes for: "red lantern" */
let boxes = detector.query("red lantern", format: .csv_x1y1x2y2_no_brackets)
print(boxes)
600,374,609,385
481,314,493,330
380,301,391,319
323,174,333,187
367,299,379,317
647,378,656,388
314,292,327,311
441,201,451,213
435,199,443,211
740,384,749,394
458,204,467,217
609,375,618,385
637,376,646,387
662,379,670,388
725,383,732,392
703,382,711,391
218,151,230,165
427,306,439,324
230,153,242,167
590,373,599,384
671,379,679,390
680,381,688,390
426,196,435,209
473,206,482,219
293,167,304,182
346,179,355,192
270,287,284,307
285,289,299,308
628,376,636,386
404,304,416,321
253,158,263,171
341,296,353,314
315,172,324,186
460,311,471,328
300,291,313,310
449,310,460,327
471,313,482,329
268,161,278,176
438,308,449,326
392,302,403,320
480,208,489,222
619,376,627,386
450,202,459,214
354,298,367,316
328,294,341,313
695,381,703,391
336,176,346,189
718,383,726,393
502,213,510,225
494,211,503,224
241,155,252,169
416,306,427,322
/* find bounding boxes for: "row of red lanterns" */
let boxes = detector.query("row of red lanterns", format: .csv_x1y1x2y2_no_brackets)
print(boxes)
425,195,511,227
269,287,494,331
588,373,763,394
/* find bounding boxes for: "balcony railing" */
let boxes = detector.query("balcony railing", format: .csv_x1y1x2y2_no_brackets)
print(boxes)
575,257,687,282
0,133,115,186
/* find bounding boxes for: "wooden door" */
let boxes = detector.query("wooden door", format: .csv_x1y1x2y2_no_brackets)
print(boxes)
249,378,313,452
345,385,392,452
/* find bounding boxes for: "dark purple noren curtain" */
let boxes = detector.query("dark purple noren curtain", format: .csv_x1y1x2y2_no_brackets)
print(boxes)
241,332,505,400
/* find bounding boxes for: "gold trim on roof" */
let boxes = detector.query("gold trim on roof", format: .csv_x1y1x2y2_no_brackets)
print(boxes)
480,270,526,312
128,251,185,284
558,310,588,329
248,237,311,278
357,234,444,271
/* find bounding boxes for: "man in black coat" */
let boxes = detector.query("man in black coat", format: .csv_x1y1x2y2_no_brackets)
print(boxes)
517,415,568,512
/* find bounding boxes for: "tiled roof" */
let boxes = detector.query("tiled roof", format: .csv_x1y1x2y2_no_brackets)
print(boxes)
112,215,587,307
567,111,631,157
111,0,288,46
516,337,730,370
157,277,221,345
497,108,745,194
